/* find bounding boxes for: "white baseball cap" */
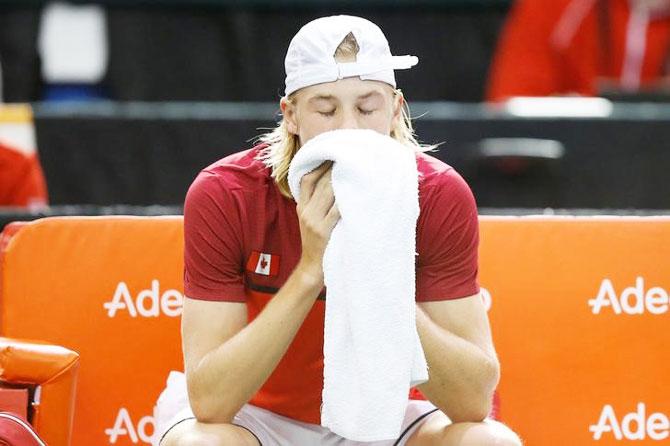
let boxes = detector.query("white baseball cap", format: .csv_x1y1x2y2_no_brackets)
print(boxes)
284,15,419,97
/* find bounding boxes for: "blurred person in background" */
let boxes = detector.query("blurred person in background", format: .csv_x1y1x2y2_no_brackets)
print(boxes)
156,15,521,446
487,0,670,101
0,141,48,208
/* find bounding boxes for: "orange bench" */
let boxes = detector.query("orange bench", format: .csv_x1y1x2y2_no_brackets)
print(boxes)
1,217,183,445
1,216,668,445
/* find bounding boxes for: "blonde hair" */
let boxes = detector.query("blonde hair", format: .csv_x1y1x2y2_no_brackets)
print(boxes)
257,32,432,198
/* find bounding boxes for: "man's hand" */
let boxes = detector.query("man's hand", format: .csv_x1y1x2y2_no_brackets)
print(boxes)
295,161,340,286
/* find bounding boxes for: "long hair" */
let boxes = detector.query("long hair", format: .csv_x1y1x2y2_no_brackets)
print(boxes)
256,32,432,198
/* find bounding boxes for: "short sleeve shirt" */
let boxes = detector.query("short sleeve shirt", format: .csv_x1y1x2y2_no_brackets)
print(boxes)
183,144,479,423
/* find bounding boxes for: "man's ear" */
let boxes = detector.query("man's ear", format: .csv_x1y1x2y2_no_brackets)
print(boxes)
281,97,299,135
392,90,404,127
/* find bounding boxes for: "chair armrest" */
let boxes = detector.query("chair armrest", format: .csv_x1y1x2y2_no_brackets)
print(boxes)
0,337,79,446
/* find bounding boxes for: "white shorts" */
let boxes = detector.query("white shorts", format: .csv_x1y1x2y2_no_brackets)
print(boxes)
153,372,441,446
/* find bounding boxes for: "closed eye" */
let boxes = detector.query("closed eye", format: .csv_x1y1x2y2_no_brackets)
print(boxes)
358,108,375,115
318,110,336,117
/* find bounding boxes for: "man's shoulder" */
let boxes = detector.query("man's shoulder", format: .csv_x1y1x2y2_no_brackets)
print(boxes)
196,144,271,191
416,150,462,189
415,150,476,210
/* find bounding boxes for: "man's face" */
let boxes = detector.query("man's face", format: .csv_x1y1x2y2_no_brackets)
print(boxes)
281,77,402,146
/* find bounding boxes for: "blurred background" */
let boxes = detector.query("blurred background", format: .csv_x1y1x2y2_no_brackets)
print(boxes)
2,0,670,227
1,3,669,445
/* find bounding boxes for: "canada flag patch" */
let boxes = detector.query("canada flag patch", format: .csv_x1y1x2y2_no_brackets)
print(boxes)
246,251,280,276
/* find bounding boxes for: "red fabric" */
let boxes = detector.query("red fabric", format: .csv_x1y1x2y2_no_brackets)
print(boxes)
0,389,28,421
0,143,48,208
487,0,670,101
0,413,45,446
183,144,480,423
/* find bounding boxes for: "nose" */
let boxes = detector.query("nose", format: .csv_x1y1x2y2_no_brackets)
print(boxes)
339,110,359,130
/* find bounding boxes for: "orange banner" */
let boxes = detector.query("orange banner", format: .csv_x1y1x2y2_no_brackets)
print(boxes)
480,217,670,444
0,216,668,445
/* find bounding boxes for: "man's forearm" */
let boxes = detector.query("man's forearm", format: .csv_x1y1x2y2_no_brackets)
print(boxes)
415,306,500,423
188,263,322,423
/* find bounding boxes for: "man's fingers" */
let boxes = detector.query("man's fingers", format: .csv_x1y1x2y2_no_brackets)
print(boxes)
312,168,333,197
299,161,332,203
324,202,341,231
309,168,335,213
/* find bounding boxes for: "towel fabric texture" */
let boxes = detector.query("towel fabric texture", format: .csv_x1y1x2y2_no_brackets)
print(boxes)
287,129,429,442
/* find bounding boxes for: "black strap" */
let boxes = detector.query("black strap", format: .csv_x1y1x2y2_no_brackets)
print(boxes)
393,408,439,446
159,417,263,446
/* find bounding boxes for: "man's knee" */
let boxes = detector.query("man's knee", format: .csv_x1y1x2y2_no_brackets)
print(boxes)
495,434,523,446
441,421,522,446
482,420,523,446
407,411,523,446
162,430,215,446
160,420,259,446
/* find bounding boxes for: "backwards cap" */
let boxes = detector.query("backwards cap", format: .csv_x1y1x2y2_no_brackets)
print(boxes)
284,15,418,96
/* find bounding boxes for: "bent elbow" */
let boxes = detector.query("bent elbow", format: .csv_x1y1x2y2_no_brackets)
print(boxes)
454,357,500,423
189,394,236,424
189,394,212,423
481,355,501,418
489,356,501,388
187,376,235,424
450,399,493,423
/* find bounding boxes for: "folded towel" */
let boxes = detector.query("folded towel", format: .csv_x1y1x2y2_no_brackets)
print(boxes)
152,371,189,446
288,129,429,442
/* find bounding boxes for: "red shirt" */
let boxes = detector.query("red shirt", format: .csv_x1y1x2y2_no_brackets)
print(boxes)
487,0,670,101
0,142,48,208
183,144,480,423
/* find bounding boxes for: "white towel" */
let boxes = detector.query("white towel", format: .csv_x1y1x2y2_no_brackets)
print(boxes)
288,129,429,442
152,371,189,446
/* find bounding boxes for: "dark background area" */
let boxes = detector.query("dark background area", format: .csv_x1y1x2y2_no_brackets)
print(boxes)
103,7,506,102
0,0,668,223
32,102,670,209
0,1,510,102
